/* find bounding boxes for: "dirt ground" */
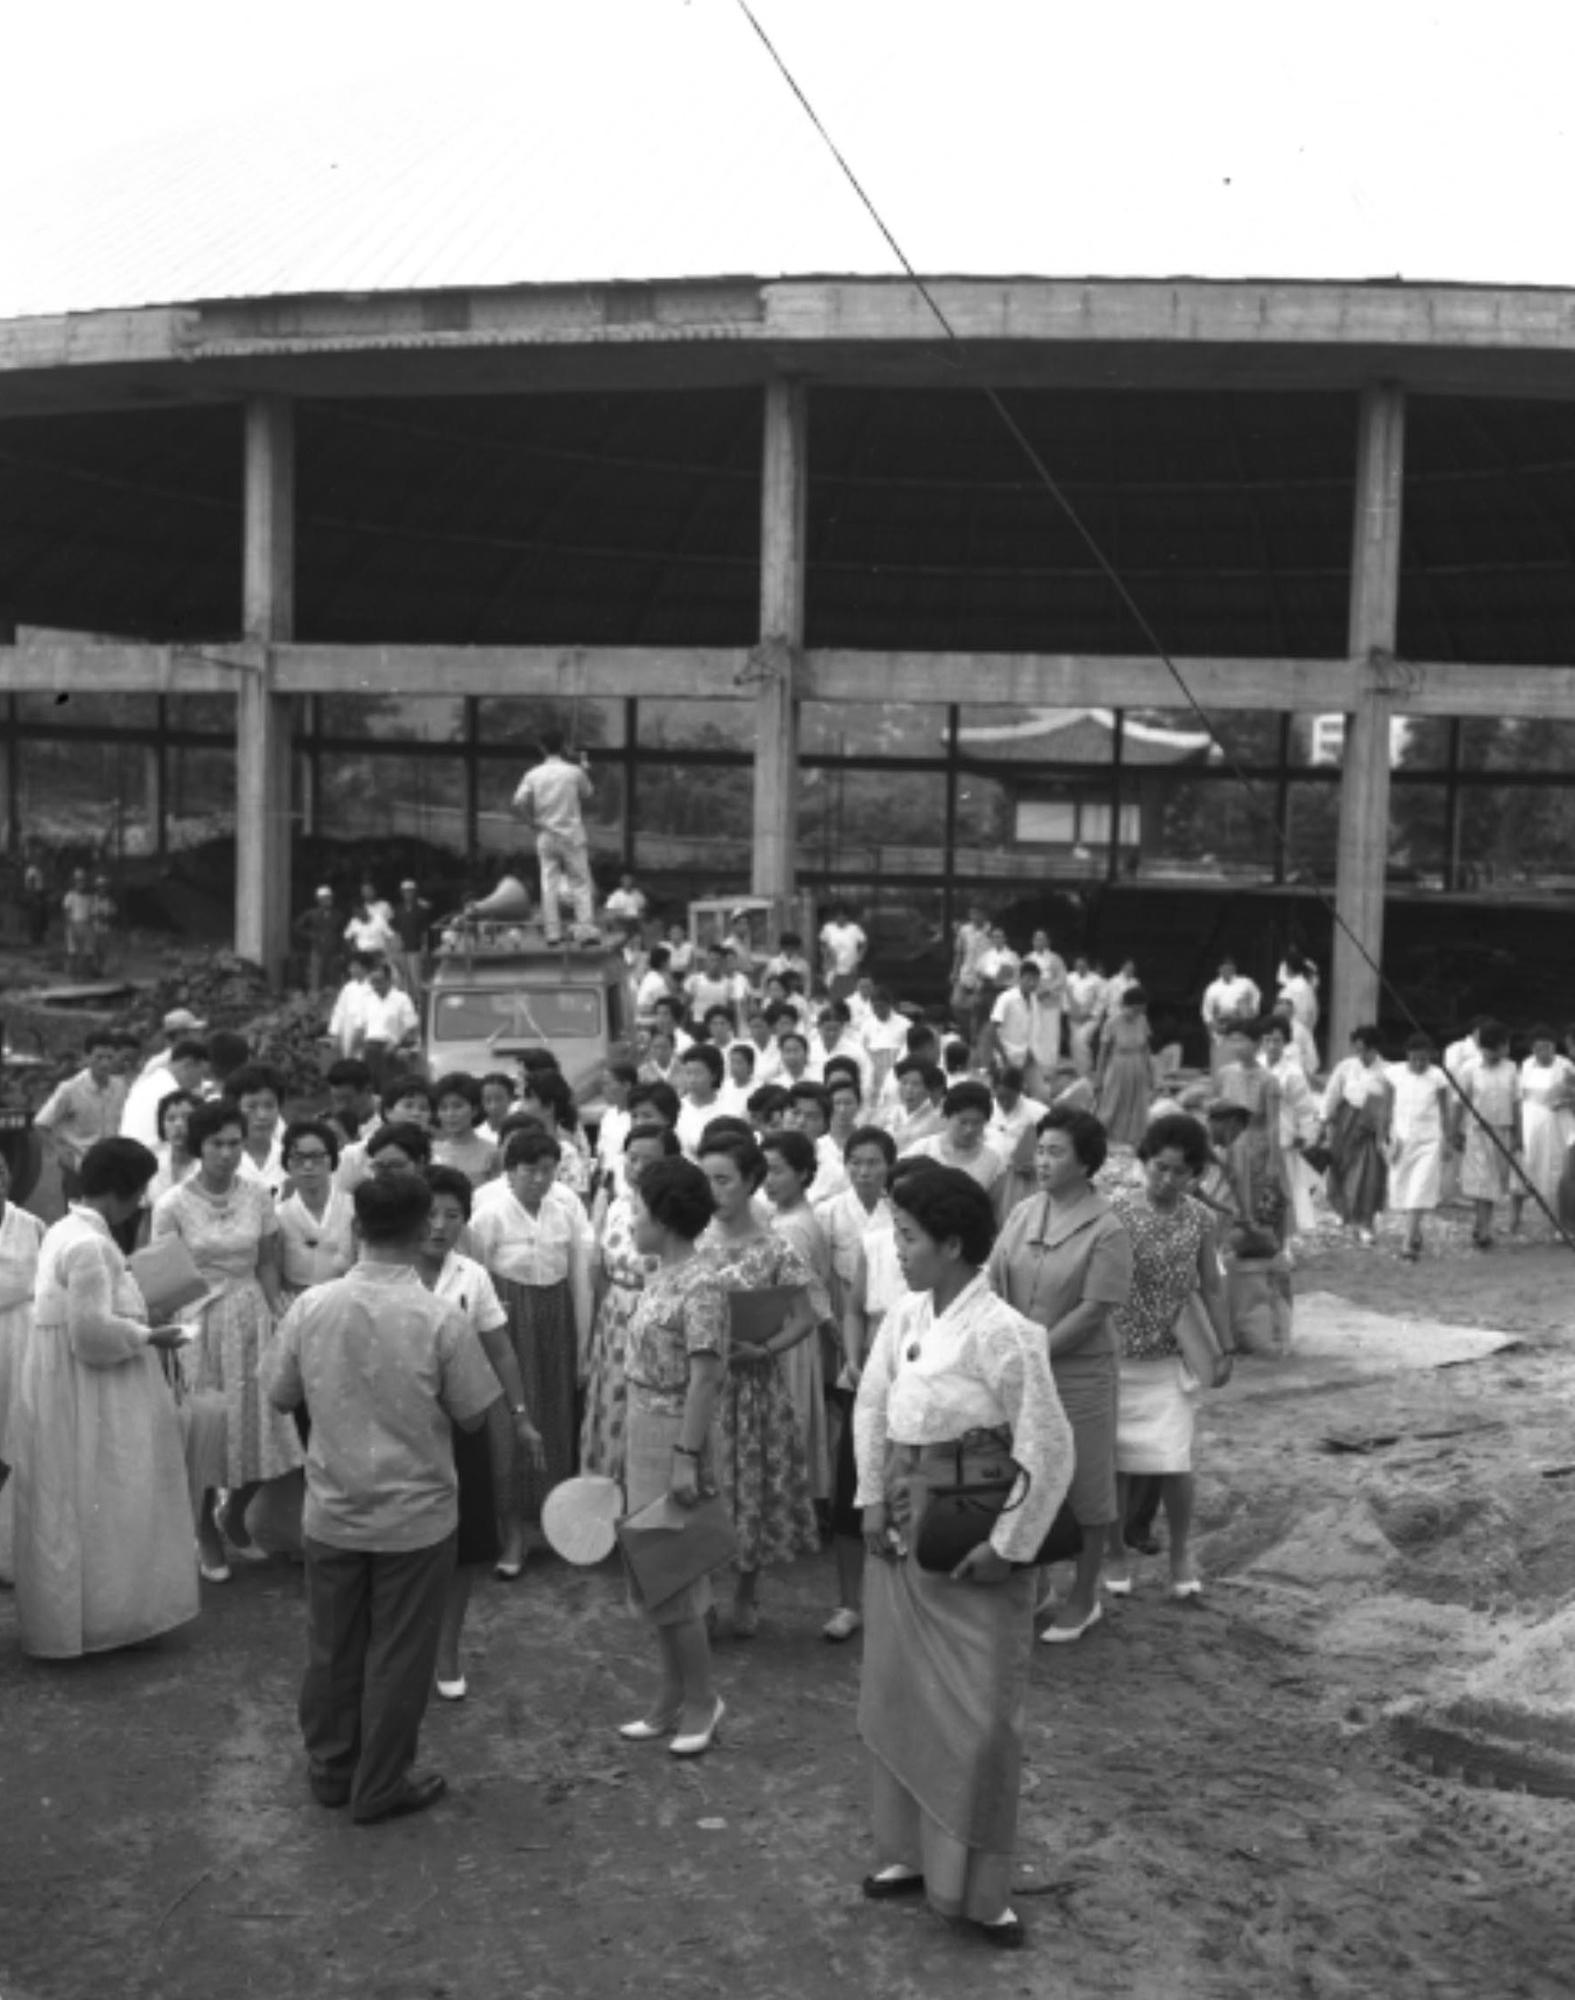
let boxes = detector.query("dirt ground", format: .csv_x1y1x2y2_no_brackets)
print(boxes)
4,1233,1575,2000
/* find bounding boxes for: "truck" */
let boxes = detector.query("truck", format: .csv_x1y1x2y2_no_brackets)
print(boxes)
423,915,631,1113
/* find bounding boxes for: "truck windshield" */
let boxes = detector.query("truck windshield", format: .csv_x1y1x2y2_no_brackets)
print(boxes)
431,989,604,1042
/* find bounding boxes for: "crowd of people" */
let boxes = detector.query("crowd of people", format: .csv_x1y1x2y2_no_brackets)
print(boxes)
1,879,1569,1946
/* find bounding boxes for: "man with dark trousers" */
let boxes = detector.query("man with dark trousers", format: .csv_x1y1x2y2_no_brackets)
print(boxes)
264,1172,499,1824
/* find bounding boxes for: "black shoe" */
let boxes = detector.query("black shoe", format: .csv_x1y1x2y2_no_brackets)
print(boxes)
862,1870,926,1901
354,1772,447,1825
969,1914,1026,1950
308,1776,350,1809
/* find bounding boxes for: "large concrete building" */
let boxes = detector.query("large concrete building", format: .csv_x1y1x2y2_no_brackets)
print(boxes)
6,24,1575,1046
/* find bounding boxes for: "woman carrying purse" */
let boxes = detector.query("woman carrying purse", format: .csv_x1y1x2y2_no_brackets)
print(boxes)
853,1164,1072,1951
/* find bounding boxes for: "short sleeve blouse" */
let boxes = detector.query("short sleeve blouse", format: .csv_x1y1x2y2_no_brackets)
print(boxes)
623,1258,730,1399
1110,1192,1209,1361
986,1190,1132,1374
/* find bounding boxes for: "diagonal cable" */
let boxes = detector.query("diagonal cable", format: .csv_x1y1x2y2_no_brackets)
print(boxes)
733,0,1571,1248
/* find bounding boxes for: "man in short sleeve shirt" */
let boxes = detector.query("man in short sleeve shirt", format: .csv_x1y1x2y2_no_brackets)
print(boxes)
265,1173,499,1824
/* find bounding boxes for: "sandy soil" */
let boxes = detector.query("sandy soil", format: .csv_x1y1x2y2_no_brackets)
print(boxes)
4,1237,1575,1999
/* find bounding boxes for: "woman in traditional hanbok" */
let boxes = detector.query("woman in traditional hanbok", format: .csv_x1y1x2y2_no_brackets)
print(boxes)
1318,1027,1393,1244
10,1139,198,1657
855,1165,1071,1950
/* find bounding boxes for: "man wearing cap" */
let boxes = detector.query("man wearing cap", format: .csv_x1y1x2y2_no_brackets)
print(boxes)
294,886,343,993
389,880,433,1006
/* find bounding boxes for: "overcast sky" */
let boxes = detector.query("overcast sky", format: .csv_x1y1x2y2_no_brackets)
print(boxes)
3,0,1571,315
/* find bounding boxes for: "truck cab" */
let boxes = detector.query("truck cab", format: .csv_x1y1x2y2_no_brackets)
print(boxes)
424,917,630,1111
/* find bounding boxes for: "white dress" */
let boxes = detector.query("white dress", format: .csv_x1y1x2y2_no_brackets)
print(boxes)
10,1208,198,1656
1520,1057,1575,1209
0,1202,48,1461
1388,1064,1450,1212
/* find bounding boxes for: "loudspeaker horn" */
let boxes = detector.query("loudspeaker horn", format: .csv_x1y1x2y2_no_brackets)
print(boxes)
466,875,534,921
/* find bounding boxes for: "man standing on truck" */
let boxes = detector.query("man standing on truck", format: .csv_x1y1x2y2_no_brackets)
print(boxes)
511,728,599,946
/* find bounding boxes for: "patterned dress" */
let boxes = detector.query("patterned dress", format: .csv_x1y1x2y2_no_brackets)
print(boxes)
1110,1193,1211,1363
700,1227,822,1570
151,1176,303,1487
766,1200,834,1498
580,1195,651,1482
1109,1191,1213,1473
1460,1060,1521,1203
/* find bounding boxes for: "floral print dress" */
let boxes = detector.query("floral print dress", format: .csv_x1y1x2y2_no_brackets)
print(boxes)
579,1194,651,1482
700,1226,822,1570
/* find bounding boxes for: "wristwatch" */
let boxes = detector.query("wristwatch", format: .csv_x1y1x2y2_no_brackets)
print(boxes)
510,1404,529,1418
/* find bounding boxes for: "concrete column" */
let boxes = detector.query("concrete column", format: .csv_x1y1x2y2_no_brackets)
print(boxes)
236,398,295,983
752,379,807,912
1330,384,1405,1056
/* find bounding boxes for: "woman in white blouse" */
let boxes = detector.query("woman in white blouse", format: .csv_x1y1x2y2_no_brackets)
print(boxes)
469,1127,593,1575
854,1163,1072,1951
275,1120,356,1300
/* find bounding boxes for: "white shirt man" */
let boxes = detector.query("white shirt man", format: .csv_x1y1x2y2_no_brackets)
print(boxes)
33,1041,128,1171
858,993,910,1095
685,953,739,1020
1202,962,1262,1037
986,965,1062,1076
604,876,647,924
120,1039,212,1148
328,966,374,1057
512,741,596,939
976,928,1021,990
818,912,867,995
359,968,420,1058
1201,962,1262,1074
344,900,397,957
1065,960,1108,1077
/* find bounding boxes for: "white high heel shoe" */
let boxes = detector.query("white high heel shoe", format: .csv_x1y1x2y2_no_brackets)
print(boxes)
618,1712,679,1742
669,1698,725,1758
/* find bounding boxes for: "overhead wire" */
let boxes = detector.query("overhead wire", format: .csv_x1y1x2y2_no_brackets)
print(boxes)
731,0,1573,1250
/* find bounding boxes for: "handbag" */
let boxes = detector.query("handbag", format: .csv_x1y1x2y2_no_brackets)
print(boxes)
913,1436,1083,1574
615,1490,737,1608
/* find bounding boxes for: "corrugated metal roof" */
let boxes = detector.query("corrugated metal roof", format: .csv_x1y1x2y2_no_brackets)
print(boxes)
0,13,879,320
4,0,1573,324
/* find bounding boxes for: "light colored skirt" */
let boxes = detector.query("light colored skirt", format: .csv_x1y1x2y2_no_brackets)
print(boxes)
1390,1134,1443,1212
1114,1356,1197,1475
860,1440,1034,1924
1522,1101,1573,1210
1461,1120,1516,1203
189,1280,304,1488
624,1386,713,1628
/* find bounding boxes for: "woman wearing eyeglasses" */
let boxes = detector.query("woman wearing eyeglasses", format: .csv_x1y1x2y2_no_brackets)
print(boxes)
275,1120,357,1302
